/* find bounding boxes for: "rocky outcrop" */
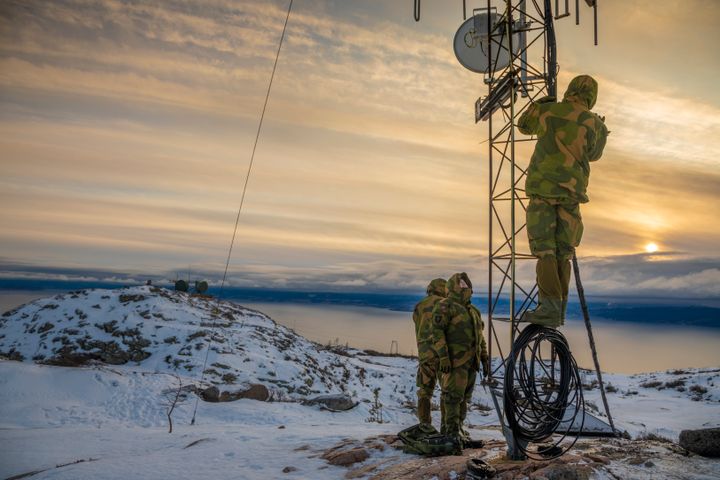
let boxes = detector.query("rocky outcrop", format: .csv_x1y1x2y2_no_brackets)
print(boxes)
321,438,379,467
41,334,152,366
323,446,370,467
200,386,221,402
220,384,270,402
317,435,708,480
679,427,720,457
302,393,357,411
200,384,271,402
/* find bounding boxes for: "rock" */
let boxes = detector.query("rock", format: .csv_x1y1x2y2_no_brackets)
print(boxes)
241,384,269,401
585,453,610,465
202,386,220,402
302,394,357,412
0,349,25,361
219,384,270,402
282,466,297,473
322,446,369,466
200,384,271,403
38,322,55,333
532,464,592,480
119,294,146,303
679,427,720,457
99,342,132,365
346,459,396,479
644,460,655,467
368,454,468,480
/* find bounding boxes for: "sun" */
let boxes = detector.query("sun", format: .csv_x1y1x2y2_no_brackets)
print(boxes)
645,242,659,253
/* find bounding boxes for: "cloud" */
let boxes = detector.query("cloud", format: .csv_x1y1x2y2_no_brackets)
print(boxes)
3,253,720,299
589,73,720,168
0,0,718,296
572,253,720,298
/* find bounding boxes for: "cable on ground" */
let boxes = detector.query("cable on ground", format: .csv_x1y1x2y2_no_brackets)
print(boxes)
503,324,584,459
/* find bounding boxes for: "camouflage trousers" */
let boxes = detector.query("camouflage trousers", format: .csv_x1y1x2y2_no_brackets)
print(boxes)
440,362,477,435
416,344,440,425
526,197,583,261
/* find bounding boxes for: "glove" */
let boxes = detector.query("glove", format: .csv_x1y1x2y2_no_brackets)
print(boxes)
440,357,452,374
535,95,556,104
480,353,490,377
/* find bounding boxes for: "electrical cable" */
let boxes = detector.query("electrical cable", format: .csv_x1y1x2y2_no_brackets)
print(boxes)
189,0,294,426
544,0,557,98
503,324,584,460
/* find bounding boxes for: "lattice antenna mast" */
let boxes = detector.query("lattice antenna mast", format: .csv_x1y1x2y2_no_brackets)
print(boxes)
461,0,598,380
446,0,611,461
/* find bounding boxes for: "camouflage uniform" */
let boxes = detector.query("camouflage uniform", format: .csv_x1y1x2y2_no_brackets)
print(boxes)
413,278,446,425
459,303,488,428
517,75,608,327
466,304,489,379
431,273,485,441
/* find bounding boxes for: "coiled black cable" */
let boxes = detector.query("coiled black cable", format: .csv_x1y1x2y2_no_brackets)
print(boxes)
503,324,584,459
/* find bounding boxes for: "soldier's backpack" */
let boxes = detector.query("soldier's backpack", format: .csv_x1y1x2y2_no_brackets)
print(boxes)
398,423,462,456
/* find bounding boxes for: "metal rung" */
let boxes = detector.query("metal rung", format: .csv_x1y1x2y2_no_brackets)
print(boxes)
491,316,530,323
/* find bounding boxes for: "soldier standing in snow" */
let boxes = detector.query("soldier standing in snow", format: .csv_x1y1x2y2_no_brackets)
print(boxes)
431,272,486,444
517,75,608,328
413,278,447,426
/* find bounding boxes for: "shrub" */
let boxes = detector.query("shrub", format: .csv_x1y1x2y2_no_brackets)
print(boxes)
639,380,663,389
689,384,708,395
664,379,685,389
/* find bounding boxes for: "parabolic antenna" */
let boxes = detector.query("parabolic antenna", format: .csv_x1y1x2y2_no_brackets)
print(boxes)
453,13,520,74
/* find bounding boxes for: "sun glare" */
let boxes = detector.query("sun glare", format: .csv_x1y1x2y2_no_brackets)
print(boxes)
645,242,659,253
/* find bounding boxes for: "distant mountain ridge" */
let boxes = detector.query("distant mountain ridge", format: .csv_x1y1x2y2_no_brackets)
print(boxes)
2,279,719,328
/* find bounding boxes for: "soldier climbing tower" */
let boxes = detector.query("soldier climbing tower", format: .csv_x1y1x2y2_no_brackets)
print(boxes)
416,0,615,460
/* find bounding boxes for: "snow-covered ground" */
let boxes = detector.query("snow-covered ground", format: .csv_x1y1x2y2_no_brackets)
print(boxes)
0,360,407,479
1,287,719,479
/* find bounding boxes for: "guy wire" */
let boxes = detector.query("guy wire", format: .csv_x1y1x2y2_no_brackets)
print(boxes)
190,0,294,426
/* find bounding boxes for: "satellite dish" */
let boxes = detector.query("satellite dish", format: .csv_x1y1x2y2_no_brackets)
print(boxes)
453,13,520,74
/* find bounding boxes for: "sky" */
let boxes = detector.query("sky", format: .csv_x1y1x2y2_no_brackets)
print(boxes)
0,0,719,297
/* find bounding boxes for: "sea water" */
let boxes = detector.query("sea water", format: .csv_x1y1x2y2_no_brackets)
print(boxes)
1,291,718,374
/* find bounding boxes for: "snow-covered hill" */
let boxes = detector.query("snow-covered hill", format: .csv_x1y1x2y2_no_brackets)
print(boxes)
1,287,719,479
0,286,417,409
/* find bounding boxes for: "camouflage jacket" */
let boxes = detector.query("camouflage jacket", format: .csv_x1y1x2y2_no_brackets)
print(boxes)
517,75,608,203
413,278,446,362
431,273,480,370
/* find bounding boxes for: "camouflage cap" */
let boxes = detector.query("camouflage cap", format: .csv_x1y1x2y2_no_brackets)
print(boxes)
426,278,447,297
563,75,598,109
